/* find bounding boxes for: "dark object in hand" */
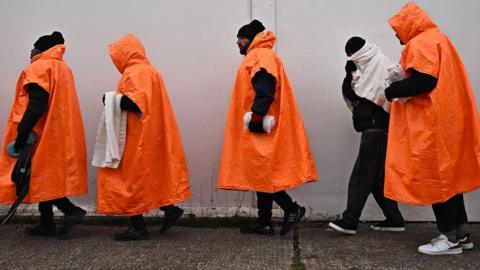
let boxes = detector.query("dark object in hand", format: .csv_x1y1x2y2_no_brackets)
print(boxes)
248,113,265,133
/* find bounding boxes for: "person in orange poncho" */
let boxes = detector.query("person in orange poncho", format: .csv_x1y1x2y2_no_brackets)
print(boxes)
218,20,317,236
0,32,88,237
385,3,480,255
96,34,191,241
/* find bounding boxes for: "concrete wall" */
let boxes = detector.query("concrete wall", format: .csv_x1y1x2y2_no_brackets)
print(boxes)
0,0,479,221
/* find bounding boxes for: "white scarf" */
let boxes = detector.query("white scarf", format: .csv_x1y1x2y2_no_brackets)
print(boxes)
349,41,399,112
92,92,127,168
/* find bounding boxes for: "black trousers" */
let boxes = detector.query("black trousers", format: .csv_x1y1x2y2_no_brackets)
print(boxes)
432,194,468,233
257,191,297,226
39,197,78,226
342,131,404,226
130,205,175,230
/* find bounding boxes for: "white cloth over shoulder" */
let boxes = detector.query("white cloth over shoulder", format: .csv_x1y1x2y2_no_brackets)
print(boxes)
385,63,409,103
243,112,276,134
92,91,127,168
349,41,395,112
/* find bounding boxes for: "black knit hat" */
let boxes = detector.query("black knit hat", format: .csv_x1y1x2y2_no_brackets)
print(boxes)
345,36,366,56
237,20,266,41
34,31,65,52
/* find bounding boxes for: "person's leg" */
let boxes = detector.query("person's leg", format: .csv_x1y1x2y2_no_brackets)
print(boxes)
39,201,55,227
114,214,149,241
159,204,184,233
329,133,374,235
451,194,474,250
257,192,274,227
241,192,274,234
271,191,296,213
272,191,305,236
432,197,458,242
131,215,146,230
25,200,56,236
418,196,462,255
370,132,404,231
453,194,468,236
51,197,78,215
52,197,86,237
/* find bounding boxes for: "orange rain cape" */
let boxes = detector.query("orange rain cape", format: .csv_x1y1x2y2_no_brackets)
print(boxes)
217,31,317,193
0,45,88,204
96,34,191,216
385,3,480,205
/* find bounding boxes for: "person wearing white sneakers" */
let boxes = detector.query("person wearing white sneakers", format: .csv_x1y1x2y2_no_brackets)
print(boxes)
385,3,480,255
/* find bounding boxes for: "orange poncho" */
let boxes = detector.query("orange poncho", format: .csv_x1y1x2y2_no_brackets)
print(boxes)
217,31,317,193
96,34,191,216
385,3,480,205
0,45,88,204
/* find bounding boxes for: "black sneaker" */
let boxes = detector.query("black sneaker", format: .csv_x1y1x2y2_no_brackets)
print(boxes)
328,219,357,235
240,224,275,235
114,226,149,241
370,220,405,232
159,206,184,234
279,204,306,236
459,233,474,250
57,207,86,237
25,223,56,237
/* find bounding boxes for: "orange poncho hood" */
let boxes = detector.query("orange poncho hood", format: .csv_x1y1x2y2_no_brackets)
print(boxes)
389,2,438,45
109,33,149,73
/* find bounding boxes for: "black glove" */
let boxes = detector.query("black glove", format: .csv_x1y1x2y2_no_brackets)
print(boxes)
248,113,265,133
352,100,373,132
101,94,106,105
345,60,357,76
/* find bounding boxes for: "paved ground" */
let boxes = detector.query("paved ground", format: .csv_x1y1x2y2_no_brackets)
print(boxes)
302,223,480,270
0,222,479,269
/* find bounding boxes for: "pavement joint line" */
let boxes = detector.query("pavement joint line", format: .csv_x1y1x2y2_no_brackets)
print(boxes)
291,224,307,270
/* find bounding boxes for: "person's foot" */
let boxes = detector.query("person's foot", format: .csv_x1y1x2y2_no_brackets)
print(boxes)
114,226,149,241
159,206,184,234
459,233,474,250
279,204,306,236
240,224,275,235
418,235,462,255
25,223,56,236
328,219,357,235
370,220,405,232
57,207,86,237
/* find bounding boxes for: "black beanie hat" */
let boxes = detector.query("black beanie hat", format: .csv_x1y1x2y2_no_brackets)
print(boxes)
345,36,366,56
34,31,65,52
237,19,266,41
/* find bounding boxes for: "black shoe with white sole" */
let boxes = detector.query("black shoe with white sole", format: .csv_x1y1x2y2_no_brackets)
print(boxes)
459,233,474,250
370,220,405,232
328,219,357,235
279,204,306,236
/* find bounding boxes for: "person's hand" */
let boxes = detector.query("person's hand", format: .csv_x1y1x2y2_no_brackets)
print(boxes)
102,94,106,105
248,113,265,133
385,81,401,102
6,141,19,158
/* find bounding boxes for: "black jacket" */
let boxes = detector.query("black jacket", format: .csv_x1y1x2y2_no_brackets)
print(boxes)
342,76,389,132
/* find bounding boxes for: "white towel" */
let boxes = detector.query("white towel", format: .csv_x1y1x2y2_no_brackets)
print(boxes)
92,92,127,168
243,112,276,134
349,41,393,112
385,63,409,103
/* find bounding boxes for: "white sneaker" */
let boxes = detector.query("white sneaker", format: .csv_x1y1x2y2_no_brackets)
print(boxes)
418,235,462,255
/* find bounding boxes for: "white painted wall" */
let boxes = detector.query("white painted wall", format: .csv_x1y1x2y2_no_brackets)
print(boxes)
0,0,479,221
